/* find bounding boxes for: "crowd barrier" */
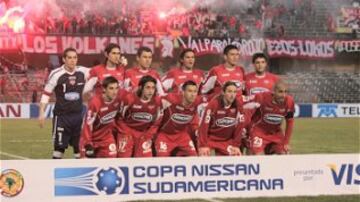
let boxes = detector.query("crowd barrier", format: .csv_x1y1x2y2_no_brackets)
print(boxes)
1,103,359,119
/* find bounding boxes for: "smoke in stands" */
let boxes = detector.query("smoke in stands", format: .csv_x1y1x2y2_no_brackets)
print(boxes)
0,0,359,103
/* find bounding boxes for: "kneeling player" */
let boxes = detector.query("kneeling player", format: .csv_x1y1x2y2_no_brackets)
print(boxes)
198,81,245,156
248,81,295,155
116,76,161,157
80,76,120,158
155,80,206,157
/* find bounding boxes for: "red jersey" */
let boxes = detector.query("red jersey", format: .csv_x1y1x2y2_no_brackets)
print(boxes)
245,72,279,96
252,92,295,134
198,96,245,147
162,67,204,93
123,67,165,95
85,64,125,95
201,64,245,99
117,92,162,134
159,93,207,135
81,94,120,146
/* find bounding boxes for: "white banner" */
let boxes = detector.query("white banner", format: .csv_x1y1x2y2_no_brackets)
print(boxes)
312,103,360,118
0,154,359,201
0,103,30,119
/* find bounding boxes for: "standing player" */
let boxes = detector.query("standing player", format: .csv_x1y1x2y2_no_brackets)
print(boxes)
245,53,279,96
242,53,279,153
80,76,120,158
248,81,295,155
198,81,245,156
123,46,165,95
83,43,126,95
116,76,162,157
201,44,245,100
155,81,206,157
162,49,204,93
38,48,89,159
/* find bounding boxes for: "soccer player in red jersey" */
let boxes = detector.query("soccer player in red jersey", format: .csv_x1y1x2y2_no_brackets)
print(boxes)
162,49,204,93
124,46,165,95
242,53,279,153
201,45,245,100
198,81,245,156
116,75,162,157
155,80,206,157
245,53,279,96
247,81,295,155
83,43,126,95
80,76,120,158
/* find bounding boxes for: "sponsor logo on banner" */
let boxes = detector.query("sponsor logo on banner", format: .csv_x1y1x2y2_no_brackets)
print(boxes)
328,164,360,185
317,104,338,117
54,164,284,196
0,169,24,197
294,104,312,118
54,167,129,196
0,103,30,119
314,104,359,118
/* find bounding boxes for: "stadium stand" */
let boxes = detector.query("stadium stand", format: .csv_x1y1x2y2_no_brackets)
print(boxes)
285,71,360,103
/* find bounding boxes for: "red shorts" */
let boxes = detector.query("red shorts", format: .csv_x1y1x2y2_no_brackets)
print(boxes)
249,127,287,155
155,131,197,157
80,134,117,158
207,139,234,156
117,128,153,158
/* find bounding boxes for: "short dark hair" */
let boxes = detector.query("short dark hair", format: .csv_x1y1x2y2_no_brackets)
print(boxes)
102,76,119,89
62,47,77,58
223,44,238,55
137,75,157,97
137,46,152,57
181,80,197,91
222,81,237,92
179,48,195,60
252,52,268,63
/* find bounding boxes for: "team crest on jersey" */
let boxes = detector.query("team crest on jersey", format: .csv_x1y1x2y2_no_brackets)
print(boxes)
263,113,283,125
132,104,142,109
217,110,226,115
265,107,273,111
171,113,193,124
100,107,108,112
216,117,236,127
175,105,184,111
131,112,153,122
68,76,76,85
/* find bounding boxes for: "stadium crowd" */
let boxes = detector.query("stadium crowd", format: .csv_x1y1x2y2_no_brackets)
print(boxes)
0,0,318,38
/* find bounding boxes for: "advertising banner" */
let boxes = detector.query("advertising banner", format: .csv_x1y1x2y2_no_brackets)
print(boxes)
1,154,359,201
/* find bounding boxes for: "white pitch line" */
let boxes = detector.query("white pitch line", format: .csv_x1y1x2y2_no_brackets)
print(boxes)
8,140,51,143
0,151,30,160
203,198,223,202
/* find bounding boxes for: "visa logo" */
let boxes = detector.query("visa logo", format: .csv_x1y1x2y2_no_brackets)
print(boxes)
328,164,360,185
